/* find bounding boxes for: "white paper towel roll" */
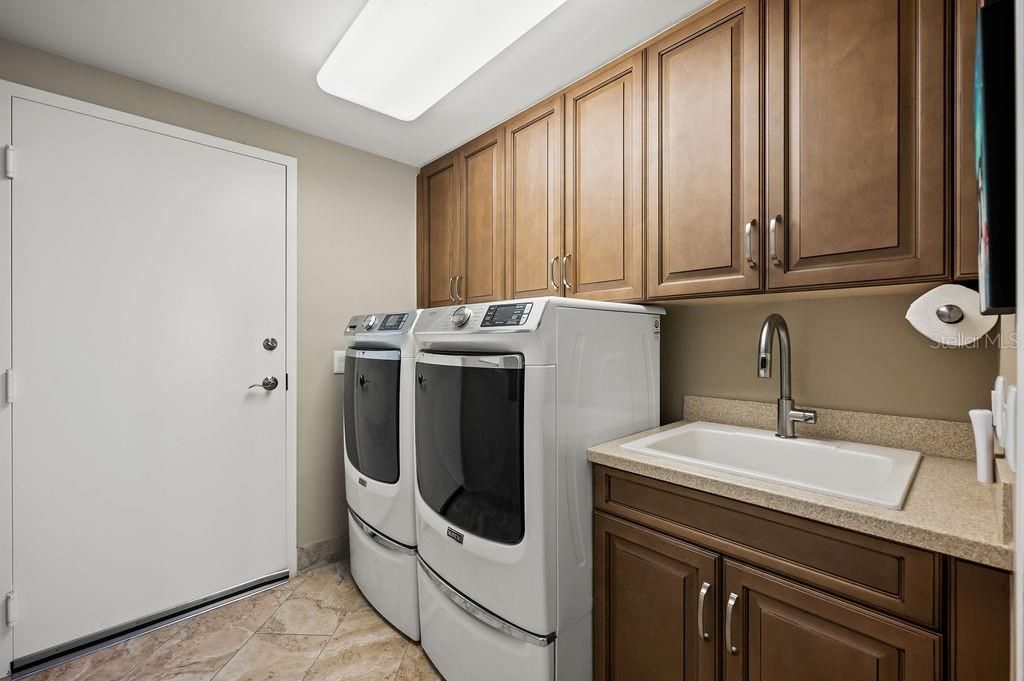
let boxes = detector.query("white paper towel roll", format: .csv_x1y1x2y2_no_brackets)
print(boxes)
905,284,997,347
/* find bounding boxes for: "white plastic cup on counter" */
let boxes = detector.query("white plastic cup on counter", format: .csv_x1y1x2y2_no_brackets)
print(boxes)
969,409,995,484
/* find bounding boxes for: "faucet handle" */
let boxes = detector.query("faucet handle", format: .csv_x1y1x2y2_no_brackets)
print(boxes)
789,408,817,425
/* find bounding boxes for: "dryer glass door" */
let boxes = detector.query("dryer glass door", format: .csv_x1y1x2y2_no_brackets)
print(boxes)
415,353,525,544
344,348,401,484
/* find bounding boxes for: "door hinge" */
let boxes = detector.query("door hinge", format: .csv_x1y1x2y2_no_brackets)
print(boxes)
4,369,13,405
3,145,12,180
6,592,16,627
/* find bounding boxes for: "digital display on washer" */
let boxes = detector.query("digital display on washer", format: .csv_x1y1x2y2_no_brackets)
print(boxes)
481,302,533,327
379,313,408,331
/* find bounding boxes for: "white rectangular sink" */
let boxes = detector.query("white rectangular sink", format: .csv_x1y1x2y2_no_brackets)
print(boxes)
622,422,922,509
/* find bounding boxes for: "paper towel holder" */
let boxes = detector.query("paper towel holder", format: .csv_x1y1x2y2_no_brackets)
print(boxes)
935,304,965,324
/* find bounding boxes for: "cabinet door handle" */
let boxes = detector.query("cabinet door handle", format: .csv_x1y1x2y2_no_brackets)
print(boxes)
454,274,464,303
448,276,456,302
549,256,560,292
769,214,783,266
744,219,757,268
697,581,712,641
562,254,573,291
726,592,740,655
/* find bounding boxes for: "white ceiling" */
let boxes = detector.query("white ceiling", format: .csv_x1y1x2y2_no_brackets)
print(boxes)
0,0,709,167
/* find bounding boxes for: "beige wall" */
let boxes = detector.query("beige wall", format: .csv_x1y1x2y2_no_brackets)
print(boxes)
0,38,418,550
661,292,1000,424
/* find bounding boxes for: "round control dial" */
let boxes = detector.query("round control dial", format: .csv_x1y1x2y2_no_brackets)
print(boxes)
361,315,377,331
450,306,472,328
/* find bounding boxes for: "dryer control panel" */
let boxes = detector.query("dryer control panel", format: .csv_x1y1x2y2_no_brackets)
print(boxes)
414,300,548,334
480,302,533,328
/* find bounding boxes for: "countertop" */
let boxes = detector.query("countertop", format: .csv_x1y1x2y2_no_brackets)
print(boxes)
588,421,1013,570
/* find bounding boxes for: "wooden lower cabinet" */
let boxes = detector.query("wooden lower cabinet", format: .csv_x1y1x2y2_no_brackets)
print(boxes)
948,559,1012,681
594,512,717,681
723,560,940,681
594,466,1011,681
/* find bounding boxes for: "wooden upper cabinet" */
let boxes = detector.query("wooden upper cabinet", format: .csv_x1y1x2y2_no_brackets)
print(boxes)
595,513,718,681
723,561,940,681
417,152,459,308
564,53,644,302
765,0,948,289
457,127,505,304
505,96,563,299
955,0,979,280
646,0,762,299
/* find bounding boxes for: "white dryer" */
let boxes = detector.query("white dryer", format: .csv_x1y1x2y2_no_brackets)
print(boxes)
412,298,662,681
341,310,421,640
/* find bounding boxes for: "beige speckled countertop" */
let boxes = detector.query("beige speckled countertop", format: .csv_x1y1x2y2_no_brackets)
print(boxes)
588,421,1013,570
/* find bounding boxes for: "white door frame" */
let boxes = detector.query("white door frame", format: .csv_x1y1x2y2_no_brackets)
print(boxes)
0,78,298,675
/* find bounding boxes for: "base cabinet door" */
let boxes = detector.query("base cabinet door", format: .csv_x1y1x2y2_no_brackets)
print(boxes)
722,560,941,681
594,512,718,681
765,0,948,289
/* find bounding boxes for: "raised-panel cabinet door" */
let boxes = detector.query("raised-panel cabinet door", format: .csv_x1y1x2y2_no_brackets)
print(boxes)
646,0,762,298
948,559,1011,681
722,561,940,681
955,0,979,280
505,96,563,299
594,512,718,681
417,152,459,308
564,53,644,302
765,0,948,289
458,127,505,304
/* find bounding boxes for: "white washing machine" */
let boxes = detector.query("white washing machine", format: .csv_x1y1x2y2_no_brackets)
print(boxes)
341,310,421,640
412,298,663,681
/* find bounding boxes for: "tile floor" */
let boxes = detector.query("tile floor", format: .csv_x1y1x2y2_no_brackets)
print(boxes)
25,563,444,681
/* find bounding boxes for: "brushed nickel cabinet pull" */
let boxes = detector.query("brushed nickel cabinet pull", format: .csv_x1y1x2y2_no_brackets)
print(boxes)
744,219,758,268
769,214,783,266
726,592,740,655
697,581,712,642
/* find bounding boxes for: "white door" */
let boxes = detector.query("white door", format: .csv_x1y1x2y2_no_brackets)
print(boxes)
10,95,288,660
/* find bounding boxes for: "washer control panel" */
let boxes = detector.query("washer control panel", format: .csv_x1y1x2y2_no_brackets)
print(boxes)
480,302,533,328
345,311,415,336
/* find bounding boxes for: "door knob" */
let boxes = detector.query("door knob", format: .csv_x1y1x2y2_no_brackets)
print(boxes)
249,377,279,391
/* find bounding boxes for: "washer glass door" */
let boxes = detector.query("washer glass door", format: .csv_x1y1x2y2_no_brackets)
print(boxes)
415,353,525,544
344,348,401,484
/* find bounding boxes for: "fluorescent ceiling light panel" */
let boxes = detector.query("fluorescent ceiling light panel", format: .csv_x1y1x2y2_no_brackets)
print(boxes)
317,0,568,121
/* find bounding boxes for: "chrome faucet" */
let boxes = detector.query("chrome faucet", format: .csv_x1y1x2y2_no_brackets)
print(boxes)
757,314,817,438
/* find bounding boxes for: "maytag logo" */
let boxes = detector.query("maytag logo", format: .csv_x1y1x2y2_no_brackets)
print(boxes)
446,527,464,544
358,477,367,487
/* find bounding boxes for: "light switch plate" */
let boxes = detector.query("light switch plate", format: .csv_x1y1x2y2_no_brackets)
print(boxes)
333,351,346,374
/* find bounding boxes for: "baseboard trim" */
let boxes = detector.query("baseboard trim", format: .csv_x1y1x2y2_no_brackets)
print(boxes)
297,533,348,572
